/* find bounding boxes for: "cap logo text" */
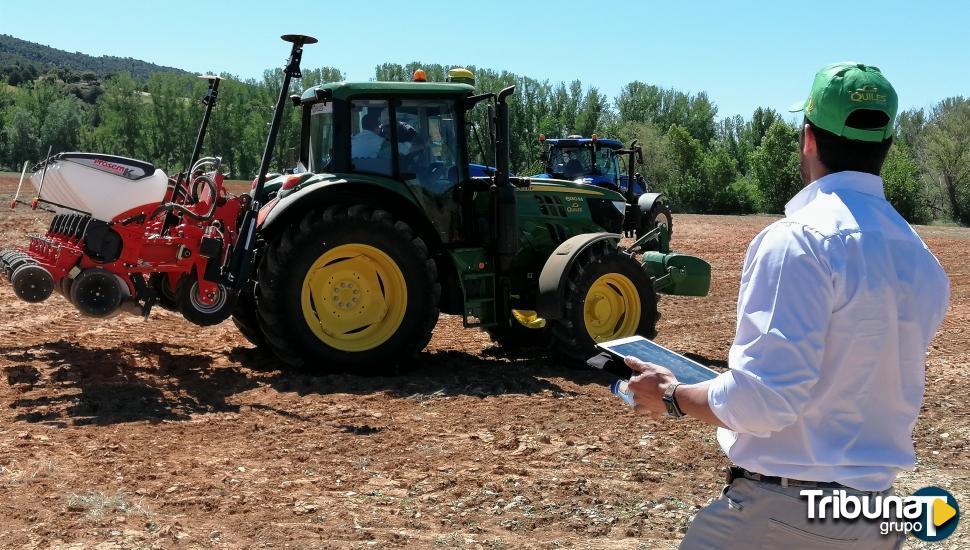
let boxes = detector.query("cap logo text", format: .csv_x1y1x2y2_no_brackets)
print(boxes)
850,85,887,104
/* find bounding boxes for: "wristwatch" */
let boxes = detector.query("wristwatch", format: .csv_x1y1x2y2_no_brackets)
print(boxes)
662,382,685,418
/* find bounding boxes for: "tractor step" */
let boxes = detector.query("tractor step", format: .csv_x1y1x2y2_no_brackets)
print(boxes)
447,248,497,327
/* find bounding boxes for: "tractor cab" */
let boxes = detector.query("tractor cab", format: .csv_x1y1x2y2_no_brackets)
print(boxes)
534,135,645,196
264,80,478,242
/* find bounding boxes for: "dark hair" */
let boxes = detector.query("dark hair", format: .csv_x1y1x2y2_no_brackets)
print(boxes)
804,117,893,175
362,112,380,131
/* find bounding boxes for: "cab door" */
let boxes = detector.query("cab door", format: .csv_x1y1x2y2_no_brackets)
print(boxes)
393,99,465,243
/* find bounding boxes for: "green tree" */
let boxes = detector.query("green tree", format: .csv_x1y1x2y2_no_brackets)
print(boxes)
39,96,84,155
4,106,39,164
881,144,929,224
664,124,704,209
918,97,970,224
302,67,344,88
88,72,146,158
616,82,717,145
895,108,926,150
144,73,197,172
696,145,740,213
749,121,801,213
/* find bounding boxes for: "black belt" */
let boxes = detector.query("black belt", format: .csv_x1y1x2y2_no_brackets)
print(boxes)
726,466,848,490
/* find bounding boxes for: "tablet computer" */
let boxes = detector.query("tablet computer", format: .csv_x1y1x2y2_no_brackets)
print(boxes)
595,335,719,384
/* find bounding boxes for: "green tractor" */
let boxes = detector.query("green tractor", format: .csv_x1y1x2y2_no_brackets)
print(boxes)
231,36,711,370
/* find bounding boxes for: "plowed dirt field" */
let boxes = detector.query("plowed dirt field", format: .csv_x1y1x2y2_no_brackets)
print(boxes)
0,175,965,549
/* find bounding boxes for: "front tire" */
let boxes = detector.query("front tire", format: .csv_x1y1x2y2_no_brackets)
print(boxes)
256,204,440,372
636,203,673,248
550,242,658,363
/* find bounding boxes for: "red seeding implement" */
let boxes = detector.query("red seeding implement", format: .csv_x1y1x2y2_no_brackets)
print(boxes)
1,75,247,324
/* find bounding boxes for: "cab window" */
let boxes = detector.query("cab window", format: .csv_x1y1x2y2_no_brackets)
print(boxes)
350,99,391,176
595,147,618,180
308,102,334,172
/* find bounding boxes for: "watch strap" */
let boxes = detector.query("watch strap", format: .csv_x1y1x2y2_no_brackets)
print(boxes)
663,382,685,418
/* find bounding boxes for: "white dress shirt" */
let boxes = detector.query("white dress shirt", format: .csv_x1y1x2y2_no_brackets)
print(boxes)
707,171,950,491
350,129,386,159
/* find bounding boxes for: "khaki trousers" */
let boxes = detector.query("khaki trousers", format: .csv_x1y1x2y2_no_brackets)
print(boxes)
680,478,905,549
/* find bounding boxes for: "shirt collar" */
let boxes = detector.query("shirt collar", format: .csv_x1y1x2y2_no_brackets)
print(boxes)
785,171,885,216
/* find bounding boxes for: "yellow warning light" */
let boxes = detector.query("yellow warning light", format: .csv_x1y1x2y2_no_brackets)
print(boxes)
412,69,427,82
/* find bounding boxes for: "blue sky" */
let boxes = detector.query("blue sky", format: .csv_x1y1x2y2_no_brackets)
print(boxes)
2,1,967,119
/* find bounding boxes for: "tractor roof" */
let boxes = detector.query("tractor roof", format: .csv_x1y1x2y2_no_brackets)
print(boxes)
301,81,475,101
545,137,624,149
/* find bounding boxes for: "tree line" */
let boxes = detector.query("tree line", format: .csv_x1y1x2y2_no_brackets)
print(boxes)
0,34,190,82
1,61,968,225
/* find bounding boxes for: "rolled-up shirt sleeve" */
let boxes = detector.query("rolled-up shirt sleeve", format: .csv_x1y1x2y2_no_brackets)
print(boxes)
708,221,836,437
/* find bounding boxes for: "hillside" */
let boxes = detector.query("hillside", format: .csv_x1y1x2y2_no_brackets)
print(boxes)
0,34,190,80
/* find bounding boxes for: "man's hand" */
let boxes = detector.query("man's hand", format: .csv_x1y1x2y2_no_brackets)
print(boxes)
625,356,677,416
624,356,729,428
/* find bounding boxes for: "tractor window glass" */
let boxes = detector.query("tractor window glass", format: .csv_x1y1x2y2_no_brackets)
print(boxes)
350,99,392,176
550,147,592,179
396,100,462,240
594,147,617,180
309,102,334,172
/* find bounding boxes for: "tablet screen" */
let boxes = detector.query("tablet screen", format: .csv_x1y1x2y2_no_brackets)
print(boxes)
598,336,719,384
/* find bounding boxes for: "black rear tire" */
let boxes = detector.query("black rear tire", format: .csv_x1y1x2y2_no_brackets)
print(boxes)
550,242,658,364
232,280,267,348
256,204,440,372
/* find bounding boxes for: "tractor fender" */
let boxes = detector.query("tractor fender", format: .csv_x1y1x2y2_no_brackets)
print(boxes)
535,232,620,321
259,178,441,249
637,192,665,214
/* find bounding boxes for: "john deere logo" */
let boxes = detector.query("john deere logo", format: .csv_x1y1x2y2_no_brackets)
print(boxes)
805,96,816,114
801,485,959,542
850,85,887,104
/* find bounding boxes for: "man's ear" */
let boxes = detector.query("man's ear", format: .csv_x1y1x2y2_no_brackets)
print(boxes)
802,124,817,157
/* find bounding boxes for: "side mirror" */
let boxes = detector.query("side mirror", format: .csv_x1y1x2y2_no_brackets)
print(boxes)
285,147,297,170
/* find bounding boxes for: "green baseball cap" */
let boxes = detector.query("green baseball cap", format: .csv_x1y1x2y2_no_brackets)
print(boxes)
789,62,898,142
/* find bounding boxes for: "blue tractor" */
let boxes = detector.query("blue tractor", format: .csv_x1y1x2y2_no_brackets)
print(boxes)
533,135,673,244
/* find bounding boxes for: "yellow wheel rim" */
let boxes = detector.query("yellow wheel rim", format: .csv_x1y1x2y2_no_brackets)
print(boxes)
583,273,641,342
300,244,407,352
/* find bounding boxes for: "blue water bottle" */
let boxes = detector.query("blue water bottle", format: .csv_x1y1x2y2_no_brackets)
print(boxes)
611,379,636,407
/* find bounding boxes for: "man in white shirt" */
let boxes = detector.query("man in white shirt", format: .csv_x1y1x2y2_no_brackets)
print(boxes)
351,112,387,159
625,62,950,548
